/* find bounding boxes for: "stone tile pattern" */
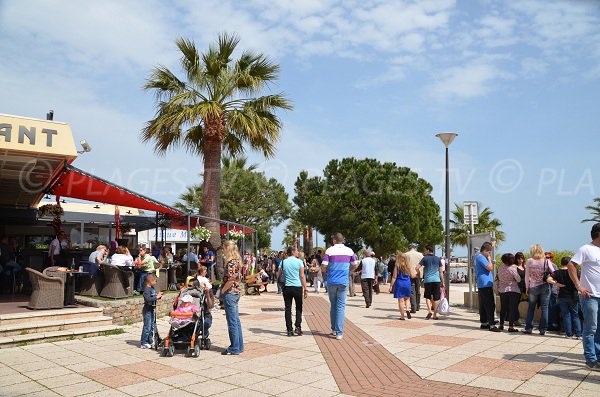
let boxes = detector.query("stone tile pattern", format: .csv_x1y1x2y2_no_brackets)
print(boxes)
304,296,533,397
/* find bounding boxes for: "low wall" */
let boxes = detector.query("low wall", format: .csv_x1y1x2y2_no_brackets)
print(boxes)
464,291,541,321
75,294,178,325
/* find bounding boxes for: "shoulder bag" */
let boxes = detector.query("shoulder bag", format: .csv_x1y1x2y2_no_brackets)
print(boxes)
542,259,552,283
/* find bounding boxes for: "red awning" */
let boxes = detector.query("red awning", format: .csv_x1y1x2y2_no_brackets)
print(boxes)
50,165,181,215
49,164,256,234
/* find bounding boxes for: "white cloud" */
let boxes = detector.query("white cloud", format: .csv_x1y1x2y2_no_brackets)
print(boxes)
426,63,500,100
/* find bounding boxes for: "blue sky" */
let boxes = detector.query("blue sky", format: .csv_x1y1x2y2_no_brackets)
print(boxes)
1,0,600,254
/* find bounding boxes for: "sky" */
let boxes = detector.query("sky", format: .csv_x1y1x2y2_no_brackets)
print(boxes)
1,0,600,254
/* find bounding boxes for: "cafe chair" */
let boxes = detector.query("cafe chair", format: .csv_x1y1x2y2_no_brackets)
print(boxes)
44,267,68,285
78,261,105,296
100,263,134,299
26,268,65,309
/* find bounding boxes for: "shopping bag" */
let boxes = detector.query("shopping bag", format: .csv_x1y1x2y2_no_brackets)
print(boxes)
438,286,449,315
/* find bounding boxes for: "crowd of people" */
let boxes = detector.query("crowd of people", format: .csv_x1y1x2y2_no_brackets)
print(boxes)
234,224,600,371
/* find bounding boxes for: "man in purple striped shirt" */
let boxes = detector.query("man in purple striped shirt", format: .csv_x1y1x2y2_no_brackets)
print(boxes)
322,232,359,340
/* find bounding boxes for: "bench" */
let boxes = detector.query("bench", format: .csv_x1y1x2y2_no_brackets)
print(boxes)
244,274,268,295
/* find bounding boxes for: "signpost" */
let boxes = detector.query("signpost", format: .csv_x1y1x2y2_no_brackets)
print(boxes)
464,201,479,309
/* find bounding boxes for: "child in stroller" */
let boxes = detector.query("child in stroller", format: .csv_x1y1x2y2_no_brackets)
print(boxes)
162,279,213,357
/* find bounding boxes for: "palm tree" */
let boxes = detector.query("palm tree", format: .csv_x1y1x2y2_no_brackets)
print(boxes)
142,33,292,250
449,203,505,247
582,198,600,223
173,156,258,213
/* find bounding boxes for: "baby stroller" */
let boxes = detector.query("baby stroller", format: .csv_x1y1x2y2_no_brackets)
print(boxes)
161,287,210,358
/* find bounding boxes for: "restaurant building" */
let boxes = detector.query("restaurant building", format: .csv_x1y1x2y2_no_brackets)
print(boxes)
0,113,256,280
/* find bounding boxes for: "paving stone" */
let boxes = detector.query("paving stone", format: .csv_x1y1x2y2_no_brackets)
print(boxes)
51,380,108,397
184,379,238,396
0,380,49,396
118,379,173,396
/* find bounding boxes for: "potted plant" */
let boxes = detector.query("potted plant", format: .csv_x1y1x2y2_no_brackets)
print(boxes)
38,204,64,219
190,226,211,242
227,230,245,241
119,222,133,236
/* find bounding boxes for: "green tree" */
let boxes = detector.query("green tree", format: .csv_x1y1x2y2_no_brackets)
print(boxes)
142,33,292,250
449,203,505,247
293,158,443,254
282,215,305,248
175,157,292,249
582,198,600,223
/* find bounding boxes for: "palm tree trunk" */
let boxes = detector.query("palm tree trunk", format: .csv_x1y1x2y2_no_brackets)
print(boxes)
202,136,222,251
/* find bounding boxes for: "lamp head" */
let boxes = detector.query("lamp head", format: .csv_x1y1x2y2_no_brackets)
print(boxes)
79,139,92,153
435,132,458,147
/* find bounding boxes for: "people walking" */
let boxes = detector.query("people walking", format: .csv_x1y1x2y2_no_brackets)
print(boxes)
220,240,244,355
274,251,284,294
359,250,377,308
390,253,415,320
549,256,582,339
497,253,521,332
348,260,357,298
310,256,324,293
322,232,358,340
417,245,444,320
567,223,600,371
279,246,308,336
523,244,557,335
405,243,423,313
475,242,500,332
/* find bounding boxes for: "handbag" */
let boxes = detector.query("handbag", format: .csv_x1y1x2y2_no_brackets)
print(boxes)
542,259,552,283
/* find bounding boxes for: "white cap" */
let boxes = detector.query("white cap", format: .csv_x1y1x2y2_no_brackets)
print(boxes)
181,294,193,303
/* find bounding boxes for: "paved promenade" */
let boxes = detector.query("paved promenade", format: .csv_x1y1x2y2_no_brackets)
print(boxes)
0,286,598,396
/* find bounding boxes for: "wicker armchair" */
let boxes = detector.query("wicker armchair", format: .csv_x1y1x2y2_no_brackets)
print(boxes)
100,263,134,298
44,266,68,284
26,268,65,309
78,261,105,296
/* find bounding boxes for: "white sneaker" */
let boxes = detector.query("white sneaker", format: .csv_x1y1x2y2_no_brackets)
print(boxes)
140,344,150,349
331,331,337,336
336,334,343,340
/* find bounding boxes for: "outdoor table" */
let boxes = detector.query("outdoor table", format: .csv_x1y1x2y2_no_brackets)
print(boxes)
63,270,89,306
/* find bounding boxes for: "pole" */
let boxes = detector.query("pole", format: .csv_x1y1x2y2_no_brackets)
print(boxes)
80,220,84,248
186,213,190,276
468,221,474,309
444,146,451,303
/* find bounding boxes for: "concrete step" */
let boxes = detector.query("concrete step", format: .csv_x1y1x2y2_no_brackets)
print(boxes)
0,316,114,337
0,325,123,349
0,307,104,326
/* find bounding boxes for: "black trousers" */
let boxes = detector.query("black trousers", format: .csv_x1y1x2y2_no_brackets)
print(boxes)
283,286,303,331
478,287,496,325
410,277,421,312
499,291,520,326
361,278,374,306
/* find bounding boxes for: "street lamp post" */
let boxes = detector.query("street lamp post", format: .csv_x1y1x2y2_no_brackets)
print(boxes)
436,132,458,303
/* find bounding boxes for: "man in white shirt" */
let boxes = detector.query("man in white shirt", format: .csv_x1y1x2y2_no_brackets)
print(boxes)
405,243,424,313
568,223,600,371
48,231,66,267
322,232,359,340
359,250,377,308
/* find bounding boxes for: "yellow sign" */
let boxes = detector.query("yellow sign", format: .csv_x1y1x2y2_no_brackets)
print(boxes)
0,113,78,158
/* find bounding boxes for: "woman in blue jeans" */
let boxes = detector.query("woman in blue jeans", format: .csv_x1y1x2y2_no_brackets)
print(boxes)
523,244,557,335
220,240,243,355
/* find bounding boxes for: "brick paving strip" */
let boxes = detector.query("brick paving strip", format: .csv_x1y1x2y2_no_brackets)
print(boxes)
303,296,533,397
